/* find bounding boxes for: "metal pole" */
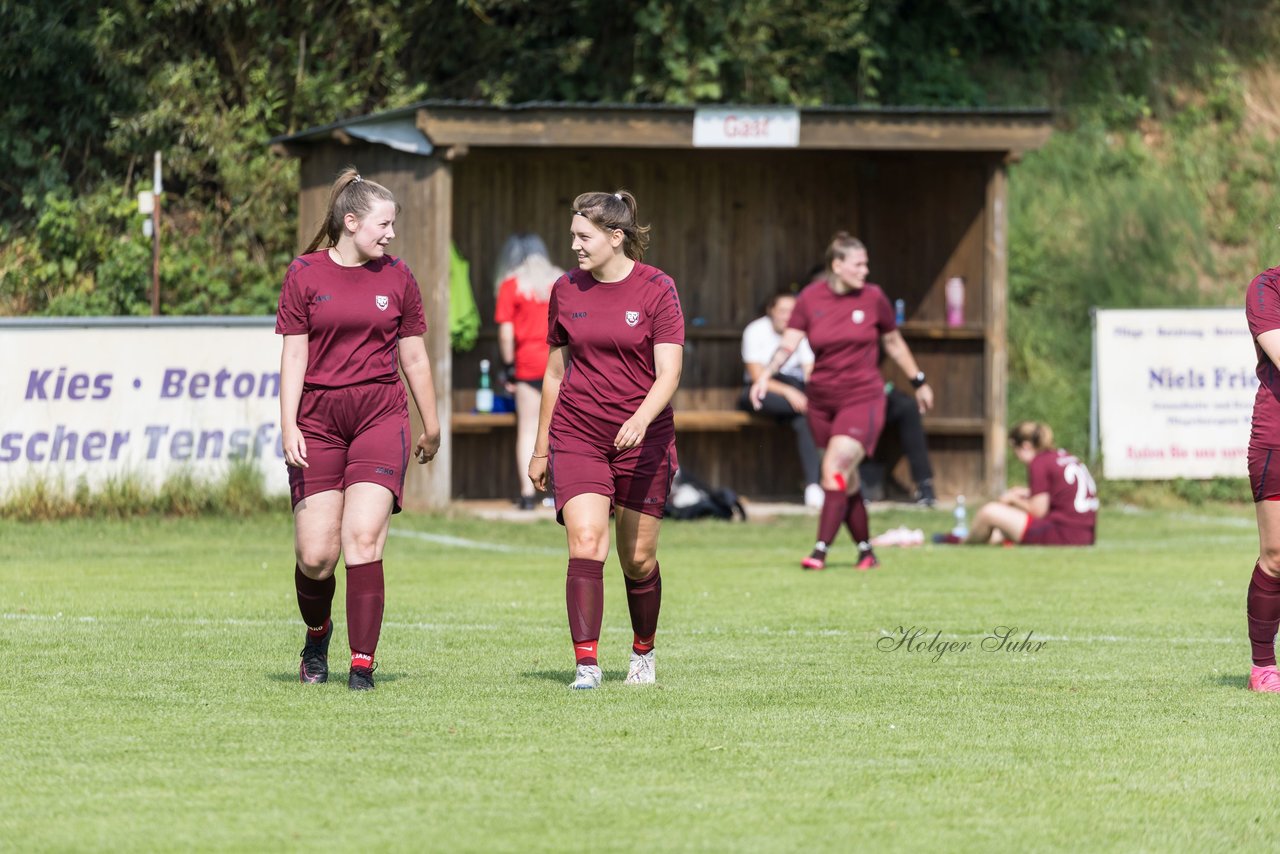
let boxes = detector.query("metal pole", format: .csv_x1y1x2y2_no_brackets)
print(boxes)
151,151,162,316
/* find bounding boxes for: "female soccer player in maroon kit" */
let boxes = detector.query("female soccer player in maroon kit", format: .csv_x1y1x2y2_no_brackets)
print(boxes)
276,168,441,691
750,233,933,570
529,190,683,690
1244,264,1280,692
939,421,1097,546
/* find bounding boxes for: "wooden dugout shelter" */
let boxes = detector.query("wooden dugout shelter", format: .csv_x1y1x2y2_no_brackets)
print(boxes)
272,100,1052,511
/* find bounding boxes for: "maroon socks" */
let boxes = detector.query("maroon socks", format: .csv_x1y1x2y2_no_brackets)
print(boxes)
817,488,849,548
295,565,335,634
625,564,662,655
346,560,384,670
567,558,605,666
1247,561,1280,667
845,490,870,547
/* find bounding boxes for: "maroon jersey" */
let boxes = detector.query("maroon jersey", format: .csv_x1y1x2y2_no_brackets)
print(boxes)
1247,266,1280,449
788,280,896,409
547,263,685,448
275,251,426,389
1027,449,1098,531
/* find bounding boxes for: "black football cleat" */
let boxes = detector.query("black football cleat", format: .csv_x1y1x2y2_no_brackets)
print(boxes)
299,622,332,684
348,664,376,691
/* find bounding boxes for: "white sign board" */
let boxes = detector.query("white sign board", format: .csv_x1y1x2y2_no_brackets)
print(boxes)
1095,308,1255,479
0,320,288,495
693,107,800,148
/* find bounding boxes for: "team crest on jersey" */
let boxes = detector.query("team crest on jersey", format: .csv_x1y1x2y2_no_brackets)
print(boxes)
851,309,866,324
625,311,640,327
375,295,389,311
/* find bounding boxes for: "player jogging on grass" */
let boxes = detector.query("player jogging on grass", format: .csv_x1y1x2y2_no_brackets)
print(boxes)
1244,263,1280,693
528,190,683,690
750,233,933,571
276,167,441,691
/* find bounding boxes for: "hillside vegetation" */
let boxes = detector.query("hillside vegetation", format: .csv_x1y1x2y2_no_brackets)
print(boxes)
3,1,1280,451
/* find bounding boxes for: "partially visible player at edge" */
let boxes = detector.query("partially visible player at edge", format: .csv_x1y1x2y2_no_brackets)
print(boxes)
1244,262,1280,693
750,233,933,571
275,167,440,691
529,190,684,690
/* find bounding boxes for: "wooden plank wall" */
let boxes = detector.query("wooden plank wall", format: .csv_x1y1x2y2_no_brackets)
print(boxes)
447,147,1000,500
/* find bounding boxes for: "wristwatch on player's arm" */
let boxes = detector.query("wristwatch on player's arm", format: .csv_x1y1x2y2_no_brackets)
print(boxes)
909,371,927,389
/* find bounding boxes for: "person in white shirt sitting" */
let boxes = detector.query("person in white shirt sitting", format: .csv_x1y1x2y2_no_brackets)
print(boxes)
738,292,823,508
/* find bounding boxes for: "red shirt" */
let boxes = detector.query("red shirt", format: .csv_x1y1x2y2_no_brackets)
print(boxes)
547,263,685,447
494,276,551,382
1028,449,1098,531
788,280,896,408
1247,265,1280,449
274,251,426,389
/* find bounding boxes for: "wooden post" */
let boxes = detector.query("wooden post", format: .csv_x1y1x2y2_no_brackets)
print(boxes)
983,158,1009,495
151,151,161,316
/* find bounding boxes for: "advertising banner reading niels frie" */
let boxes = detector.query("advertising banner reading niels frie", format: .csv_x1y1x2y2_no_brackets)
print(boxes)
0,320,289,494
1095,308,1255,479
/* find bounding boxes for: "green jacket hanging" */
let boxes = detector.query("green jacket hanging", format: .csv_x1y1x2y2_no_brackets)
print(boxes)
449,242,480,352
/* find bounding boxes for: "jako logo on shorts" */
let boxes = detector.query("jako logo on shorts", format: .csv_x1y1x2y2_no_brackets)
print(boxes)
625,311,640,327
375,295,389,311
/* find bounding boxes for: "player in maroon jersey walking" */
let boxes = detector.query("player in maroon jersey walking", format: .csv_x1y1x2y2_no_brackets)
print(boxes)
1244,264,1280,692
750,233,933,570
529,190,683,689
934,421,1097,546
276,167,441,691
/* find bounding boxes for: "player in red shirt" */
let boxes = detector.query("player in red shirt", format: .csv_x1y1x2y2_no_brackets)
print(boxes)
275,167,441,691
749,233,933,570
1244,264,1280,692
529,190,684,690
493,234,563,510
937,421,1097,546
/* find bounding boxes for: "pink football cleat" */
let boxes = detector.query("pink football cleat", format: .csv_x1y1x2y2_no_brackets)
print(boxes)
801,551,826,571
1249,664,1280,693
855,548,880,571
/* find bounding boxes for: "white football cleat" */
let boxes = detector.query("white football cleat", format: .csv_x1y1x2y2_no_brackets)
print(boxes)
624,650,655,685
569,664,602,690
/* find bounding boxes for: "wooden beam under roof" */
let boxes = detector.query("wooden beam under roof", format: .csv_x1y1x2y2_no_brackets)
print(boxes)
416,104,1052,153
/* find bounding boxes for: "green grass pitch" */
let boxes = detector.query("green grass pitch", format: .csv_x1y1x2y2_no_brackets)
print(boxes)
1,503,1273,851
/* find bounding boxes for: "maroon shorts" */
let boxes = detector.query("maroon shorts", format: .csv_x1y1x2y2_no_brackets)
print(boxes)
1021,517,1094,546
807,395,887,453
549,432,678,525
288,382,411,513
1248,446,1280,501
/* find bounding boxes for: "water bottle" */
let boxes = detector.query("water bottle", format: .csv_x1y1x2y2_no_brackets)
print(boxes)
476,359,494,413
894,298,905,325
952,495,969,539
945,276,965,327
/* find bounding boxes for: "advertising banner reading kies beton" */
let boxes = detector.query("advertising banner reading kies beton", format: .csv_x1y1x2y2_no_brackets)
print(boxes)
1095,308,1255,479
0,318,288,495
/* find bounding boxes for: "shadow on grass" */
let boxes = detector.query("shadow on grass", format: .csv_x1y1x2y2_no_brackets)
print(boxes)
523,669,627,683
266,671,403,684
1211,673,1248,690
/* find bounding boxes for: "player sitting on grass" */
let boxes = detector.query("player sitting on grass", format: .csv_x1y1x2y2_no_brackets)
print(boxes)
935,421,1097,547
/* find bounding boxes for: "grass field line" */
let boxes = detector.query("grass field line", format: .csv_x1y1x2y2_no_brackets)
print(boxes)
388,527,561,554
0,611,1241,644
